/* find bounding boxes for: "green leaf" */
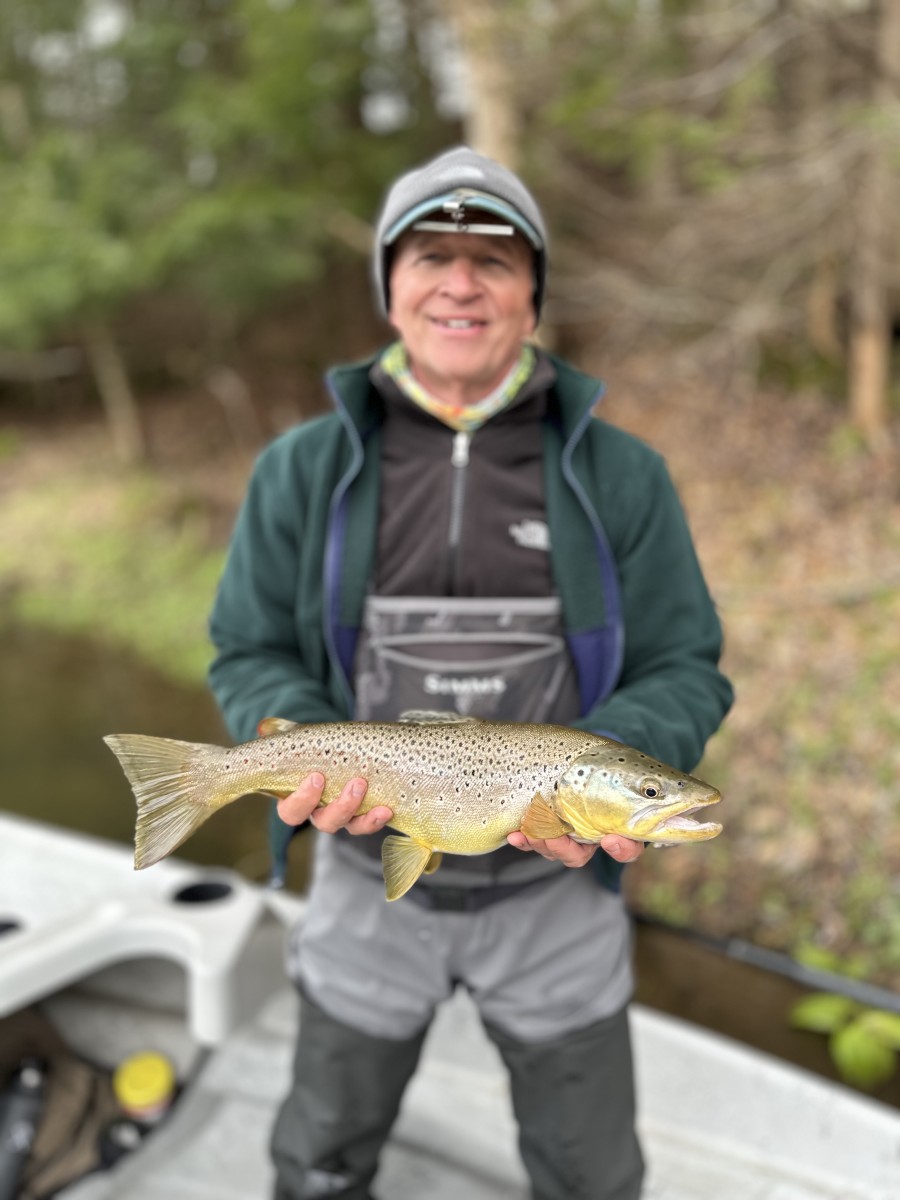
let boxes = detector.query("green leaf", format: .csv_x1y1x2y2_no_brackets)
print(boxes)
859,1010,900,1051
789,993,860,1034
830,1022,897,1090
793,945,845,974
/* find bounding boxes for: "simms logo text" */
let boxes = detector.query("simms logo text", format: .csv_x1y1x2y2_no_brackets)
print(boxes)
424,674,507,696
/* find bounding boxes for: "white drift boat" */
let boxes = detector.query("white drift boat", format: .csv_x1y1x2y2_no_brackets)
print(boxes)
2,813,899,1200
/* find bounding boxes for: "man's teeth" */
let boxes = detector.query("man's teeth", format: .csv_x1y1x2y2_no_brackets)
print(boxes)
439,319,479,328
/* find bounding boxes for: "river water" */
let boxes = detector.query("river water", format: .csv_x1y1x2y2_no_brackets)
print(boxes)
0,622,301,887
4,622,899,1109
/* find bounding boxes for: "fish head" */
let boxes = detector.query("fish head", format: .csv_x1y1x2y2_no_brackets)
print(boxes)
555,744,722,844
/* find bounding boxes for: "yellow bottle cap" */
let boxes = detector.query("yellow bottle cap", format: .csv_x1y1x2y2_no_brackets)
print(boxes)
113,1051,176,1114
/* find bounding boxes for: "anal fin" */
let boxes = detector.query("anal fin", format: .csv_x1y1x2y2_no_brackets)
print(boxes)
520,792,572,841
423,851,443,875
382,835,434,901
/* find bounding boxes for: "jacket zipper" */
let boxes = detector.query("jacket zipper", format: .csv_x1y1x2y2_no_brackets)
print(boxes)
447,430,471,593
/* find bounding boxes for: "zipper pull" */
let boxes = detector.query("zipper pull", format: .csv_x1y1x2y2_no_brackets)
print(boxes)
451,430,470,468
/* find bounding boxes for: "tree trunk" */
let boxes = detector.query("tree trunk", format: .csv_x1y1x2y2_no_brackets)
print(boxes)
778,8,843,361
848,0,900,453
82,319,145,464
444,1,521,168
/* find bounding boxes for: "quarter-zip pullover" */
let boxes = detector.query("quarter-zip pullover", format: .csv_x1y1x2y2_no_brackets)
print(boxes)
371,355,558,599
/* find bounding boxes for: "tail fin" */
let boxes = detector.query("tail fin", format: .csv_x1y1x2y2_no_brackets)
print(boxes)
103,734,223,870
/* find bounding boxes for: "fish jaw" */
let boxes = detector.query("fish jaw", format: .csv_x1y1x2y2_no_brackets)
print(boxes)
554,746,723,845
624,796,722,843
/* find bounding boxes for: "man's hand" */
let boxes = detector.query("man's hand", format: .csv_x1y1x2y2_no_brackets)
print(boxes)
506,830,644,867
276,774,393,836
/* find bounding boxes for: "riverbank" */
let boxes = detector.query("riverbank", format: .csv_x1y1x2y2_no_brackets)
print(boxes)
2,359,900,992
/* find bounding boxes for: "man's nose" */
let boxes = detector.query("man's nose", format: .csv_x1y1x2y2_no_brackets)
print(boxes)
440,257,481,299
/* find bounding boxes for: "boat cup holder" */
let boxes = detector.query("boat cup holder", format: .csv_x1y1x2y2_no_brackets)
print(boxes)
170,880,234,906
0,918,22,937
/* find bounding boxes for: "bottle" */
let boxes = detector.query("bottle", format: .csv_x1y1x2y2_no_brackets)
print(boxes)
0,1058,46,1200
112,1051,176,1126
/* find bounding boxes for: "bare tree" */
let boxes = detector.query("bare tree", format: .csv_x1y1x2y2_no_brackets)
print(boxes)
439,0,521,167
848,0,900,453
82,320,146,465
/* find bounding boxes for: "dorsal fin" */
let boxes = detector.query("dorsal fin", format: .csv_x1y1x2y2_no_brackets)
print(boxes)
397,710,483,725
257,717,302,738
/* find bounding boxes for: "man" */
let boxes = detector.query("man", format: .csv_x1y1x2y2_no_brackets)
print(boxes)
208,146,733,1200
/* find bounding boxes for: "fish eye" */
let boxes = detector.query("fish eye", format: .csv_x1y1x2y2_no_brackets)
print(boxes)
640,778,664,799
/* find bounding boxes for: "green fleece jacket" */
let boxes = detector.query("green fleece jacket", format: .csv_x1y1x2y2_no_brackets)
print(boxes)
208,352,732,779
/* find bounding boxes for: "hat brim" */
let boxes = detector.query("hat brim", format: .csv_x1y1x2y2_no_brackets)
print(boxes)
382,191,544,251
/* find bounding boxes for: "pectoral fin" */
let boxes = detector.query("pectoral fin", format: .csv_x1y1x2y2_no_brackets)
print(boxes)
382,835,434,901
257,717,302,738
520,792,572,841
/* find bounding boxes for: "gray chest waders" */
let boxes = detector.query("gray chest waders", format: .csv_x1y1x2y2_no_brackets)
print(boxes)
338,594,581,894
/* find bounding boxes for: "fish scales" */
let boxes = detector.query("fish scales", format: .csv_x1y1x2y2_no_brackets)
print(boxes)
103,712,723,901
219,720,599,855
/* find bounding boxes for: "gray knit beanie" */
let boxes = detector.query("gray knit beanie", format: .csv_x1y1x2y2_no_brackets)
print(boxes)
373,146,548,320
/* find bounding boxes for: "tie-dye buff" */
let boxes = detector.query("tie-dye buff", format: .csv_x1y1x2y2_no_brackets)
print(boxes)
379,341,536,432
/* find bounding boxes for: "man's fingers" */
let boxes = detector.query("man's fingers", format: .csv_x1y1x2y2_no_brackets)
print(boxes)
346,807,393,836
508,831,643,867
277,772,327,826
542,834,598,867
599,834,645,863
506,831,597,868
309,777,369,834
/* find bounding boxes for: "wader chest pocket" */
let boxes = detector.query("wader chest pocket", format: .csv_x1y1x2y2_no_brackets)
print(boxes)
354,595,580,725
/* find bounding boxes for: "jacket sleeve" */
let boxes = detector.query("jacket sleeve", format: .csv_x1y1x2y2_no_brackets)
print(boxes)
572,451,733,774
208,440,346,745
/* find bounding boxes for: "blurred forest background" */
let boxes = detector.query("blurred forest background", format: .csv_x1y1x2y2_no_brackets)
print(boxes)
1,0,899,988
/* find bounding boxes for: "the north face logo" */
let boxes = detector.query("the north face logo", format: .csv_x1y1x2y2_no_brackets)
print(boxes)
509,520,550,551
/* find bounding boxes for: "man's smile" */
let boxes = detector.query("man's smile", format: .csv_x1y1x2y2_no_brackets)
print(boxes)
429,317,488,331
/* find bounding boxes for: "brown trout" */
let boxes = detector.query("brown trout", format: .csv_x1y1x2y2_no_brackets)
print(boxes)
103,710,722,901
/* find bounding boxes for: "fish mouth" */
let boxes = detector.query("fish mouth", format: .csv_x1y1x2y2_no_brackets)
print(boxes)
657,813,722,836
628,793,722,838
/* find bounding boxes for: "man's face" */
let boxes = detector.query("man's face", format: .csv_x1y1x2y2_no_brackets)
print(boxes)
387,228,536,404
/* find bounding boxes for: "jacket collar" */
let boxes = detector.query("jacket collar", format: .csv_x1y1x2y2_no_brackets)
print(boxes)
327,347,604,437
